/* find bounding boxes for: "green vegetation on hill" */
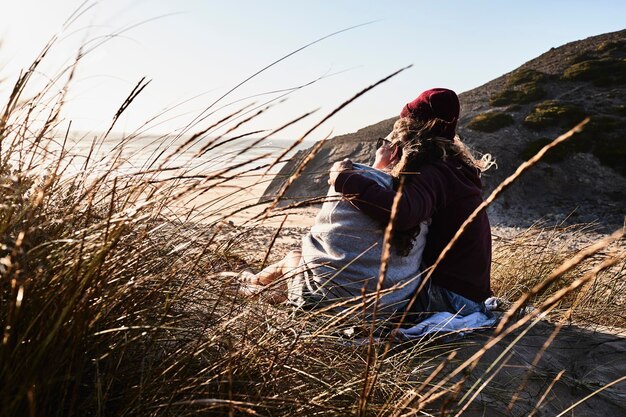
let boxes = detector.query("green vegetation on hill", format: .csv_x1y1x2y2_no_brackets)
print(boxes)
596,38,626,53
563,58,626,86
491,36,626,110
512,35,626,175
523,100,587,130
489,69,549,106
489,83,546,106
579,116,626,175
505,104,522,112
520,137,566,162
507,68,549,86
467,112,515,132
563,37,626,86
521,115,626,175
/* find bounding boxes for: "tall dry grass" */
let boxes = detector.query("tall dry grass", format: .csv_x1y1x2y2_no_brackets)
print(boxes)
492,223,626,328
1,26,625,417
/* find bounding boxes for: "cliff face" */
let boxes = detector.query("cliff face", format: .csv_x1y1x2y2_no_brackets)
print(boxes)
262,29,626,230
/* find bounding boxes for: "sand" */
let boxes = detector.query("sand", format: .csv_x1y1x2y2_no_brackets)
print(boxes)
166,171,317,229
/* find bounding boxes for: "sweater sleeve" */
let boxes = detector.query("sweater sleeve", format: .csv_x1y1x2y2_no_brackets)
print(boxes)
334,168,443,231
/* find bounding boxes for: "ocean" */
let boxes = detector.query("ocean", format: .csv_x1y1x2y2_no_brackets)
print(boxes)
54,133,314,180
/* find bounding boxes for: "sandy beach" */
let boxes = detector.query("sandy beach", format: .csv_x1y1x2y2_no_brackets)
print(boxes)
177,171,318,228
163,171,318,265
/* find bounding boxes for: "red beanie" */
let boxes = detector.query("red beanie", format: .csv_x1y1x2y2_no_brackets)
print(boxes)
400,88,460,140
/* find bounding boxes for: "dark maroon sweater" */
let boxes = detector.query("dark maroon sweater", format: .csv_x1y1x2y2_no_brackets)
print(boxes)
334,156,492,302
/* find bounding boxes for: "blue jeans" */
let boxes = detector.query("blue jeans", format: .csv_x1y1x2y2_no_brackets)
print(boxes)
413,280,492,318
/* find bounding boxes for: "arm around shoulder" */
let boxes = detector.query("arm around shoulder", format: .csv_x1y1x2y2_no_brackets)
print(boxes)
334,170,439,231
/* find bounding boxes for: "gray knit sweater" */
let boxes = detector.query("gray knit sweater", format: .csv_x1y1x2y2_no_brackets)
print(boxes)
288,164,428,317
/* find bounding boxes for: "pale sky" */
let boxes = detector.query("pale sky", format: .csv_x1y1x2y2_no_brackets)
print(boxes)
1,0,625,142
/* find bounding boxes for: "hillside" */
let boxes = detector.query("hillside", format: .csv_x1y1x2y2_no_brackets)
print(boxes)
261,29,626,230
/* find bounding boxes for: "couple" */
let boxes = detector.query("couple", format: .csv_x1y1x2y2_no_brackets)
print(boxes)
241,88,495,333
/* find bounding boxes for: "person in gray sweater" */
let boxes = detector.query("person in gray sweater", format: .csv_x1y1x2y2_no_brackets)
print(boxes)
239,139,429,319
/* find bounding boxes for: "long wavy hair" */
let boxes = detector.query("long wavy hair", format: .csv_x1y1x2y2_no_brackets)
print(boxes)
386,117,494,256
388,117,494,177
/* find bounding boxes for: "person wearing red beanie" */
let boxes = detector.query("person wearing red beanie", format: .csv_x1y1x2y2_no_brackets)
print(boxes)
330,88,494,318
400,88,460,140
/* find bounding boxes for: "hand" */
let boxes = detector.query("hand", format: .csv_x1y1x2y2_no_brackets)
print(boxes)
328,158,353,186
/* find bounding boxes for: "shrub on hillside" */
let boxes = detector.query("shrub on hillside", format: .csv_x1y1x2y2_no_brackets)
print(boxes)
507,68,548,86
579,116,626,176
505,104,522,112
520,137,568,162
489,68,549,107
562,57,626,86
523,100,587,130
467,112,515,132
489,82,547,106
570,51,595,64
518,136,595,164
596,38,626,53
520,115,626,176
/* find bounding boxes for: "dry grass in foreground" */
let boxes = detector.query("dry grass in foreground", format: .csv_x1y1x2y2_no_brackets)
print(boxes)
1,32,625,417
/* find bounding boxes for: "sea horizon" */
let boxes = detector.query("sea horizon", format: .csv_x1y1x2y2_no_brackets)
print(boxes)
38,131,317,179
